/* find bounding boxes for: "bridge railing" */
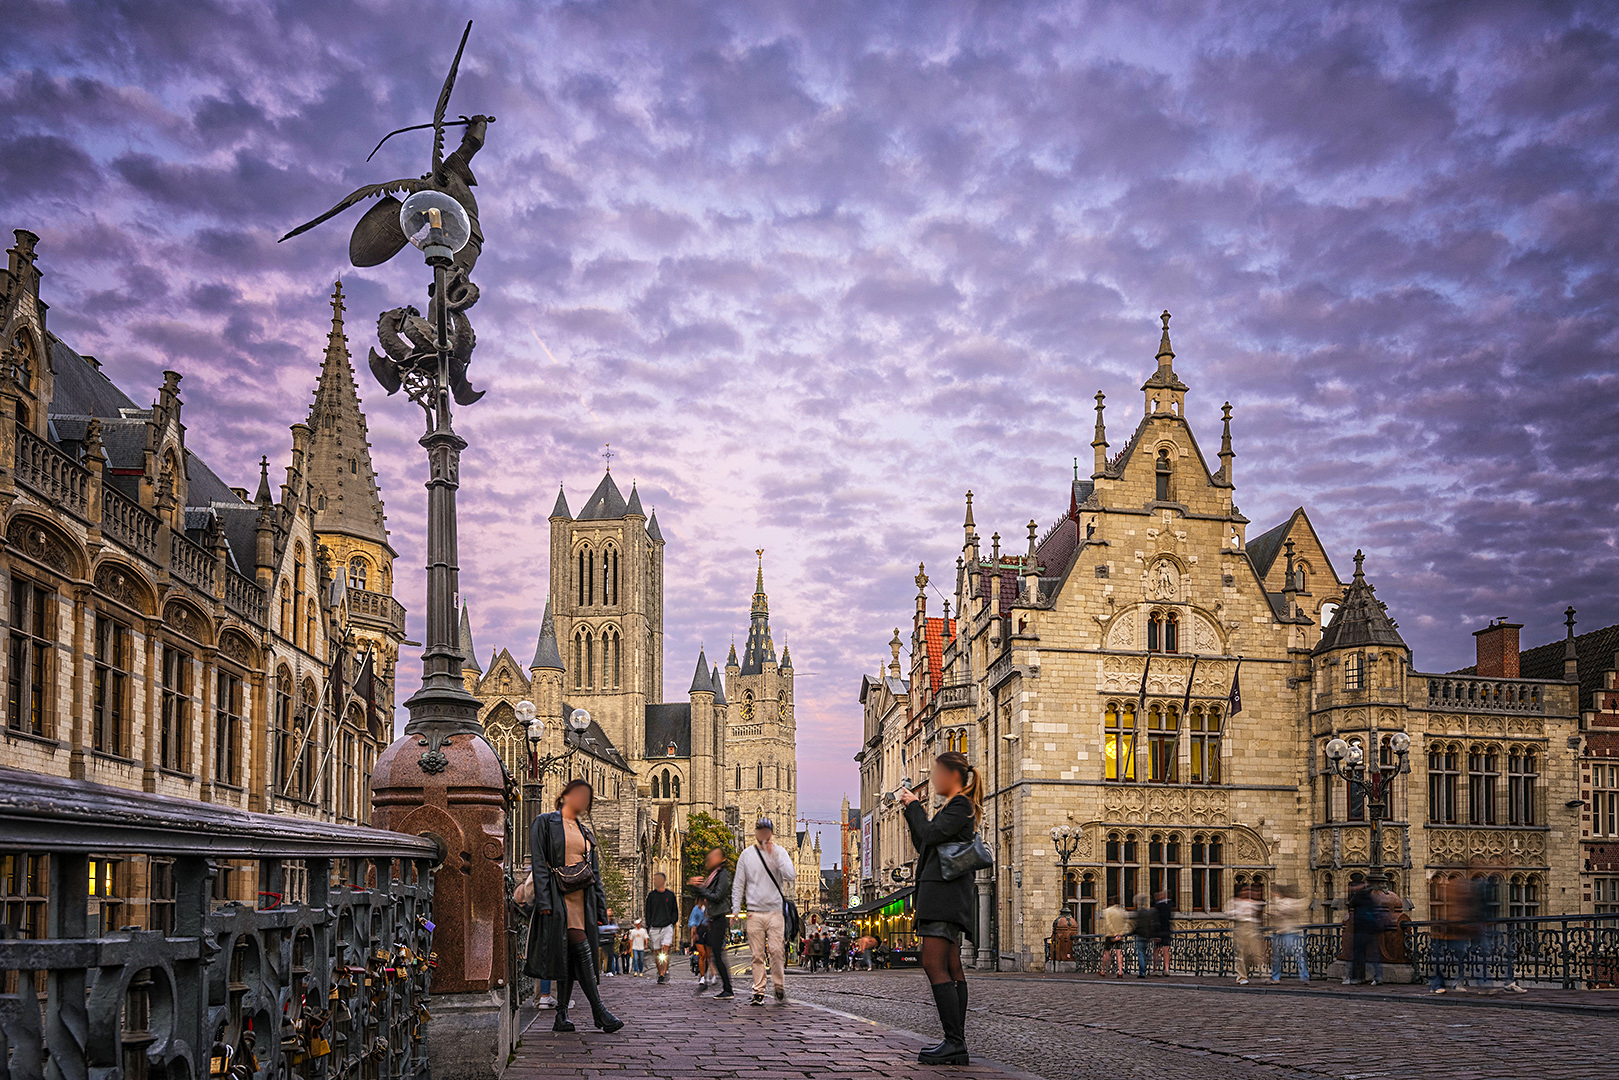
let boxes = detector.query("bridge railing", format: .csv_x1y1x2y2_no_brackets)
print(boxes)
0,766,439,1080
1046,914,1619,987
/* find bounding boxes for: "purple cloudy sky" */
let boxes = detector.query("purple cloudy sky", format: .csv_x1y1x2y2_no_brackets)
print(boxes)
4,1,1618,854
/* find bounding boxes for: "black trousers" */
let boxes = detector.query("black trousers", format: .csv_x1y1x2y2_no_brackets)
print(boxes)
706,915,732,993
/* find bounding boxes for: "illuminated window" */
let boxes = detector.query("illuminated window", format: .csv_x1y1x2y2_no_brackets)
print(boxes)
1147,705,1179,783
1104,702,1136,782
1189,707,1221,784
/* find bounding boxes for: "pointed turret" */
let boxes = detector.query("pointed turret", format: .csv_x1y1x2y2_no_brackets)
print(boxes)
740,550,777,675
1218,401,1236,486
689,649,713,694
726,641,739,670
459,601,482,672
711,664,726,704
305,281,393,553
1091,391,1109,476
254,455,273,506
578,469,629,520
781,645,793,670
1313,550,1407,654
646,509,663,542
626,482,644,518
531,598,564,670
962,490,976,545
550,484,571,520
1141,309,1189,416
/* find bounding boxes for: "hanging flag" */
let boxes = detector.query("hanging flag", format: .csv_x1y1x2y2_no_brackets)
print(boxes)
1136,653,1152,715
1181,655,1199,718
1228,659,1243,716
354,648,377,730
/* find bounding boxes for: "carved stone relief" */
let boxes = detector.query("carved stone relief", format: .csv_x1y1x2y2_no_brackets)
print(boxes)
8,517,75,576
94,562,149,613
1148,559,1179,600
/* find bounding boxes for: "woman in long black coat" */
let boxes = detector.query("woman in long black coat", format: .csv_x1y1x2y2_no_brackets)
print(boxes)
899,750,982,1066
524,778,622,1032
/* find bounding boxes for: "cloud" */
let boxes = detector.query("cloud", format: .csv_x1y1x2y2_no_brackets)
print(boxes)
2,0,1617,851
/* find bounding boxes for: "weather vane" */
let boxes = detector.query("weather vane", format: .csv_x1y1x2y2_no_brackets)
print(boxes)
280,20,495,410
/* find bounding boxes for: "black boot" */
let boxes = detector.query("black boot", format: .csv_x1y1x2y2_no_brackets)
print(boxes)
569,940,624,1033
553,955,576,1032
956,981,968,1042
918,981,968,1065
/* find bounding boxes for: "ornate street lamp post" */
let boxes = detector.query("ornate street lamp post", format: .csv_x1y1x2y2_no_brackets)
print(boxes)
517,702,592,846
1324,731,1411,883
1050,825,1083,918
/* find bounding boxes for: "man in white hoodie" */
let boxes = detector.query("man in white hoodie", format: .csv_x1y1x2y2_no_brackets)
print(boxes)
732,817,797,1005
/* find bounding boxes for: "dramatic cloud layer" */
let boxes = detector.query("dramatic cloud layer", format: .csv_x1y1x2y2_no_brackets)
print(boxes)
5,1,1618,853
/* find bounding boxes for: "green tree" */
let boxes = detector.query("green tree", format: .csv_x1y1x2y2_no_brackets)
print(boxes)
599,854,630,918
682,811,739,901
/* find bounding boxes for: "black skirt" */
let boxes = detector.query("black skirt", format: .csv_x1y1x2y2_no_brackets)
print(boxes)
916,919,965,945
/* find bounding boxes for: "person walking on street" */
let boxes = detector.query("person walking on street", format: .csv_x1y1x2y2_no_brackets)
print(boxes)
1130,894,1154,977
645,873,680,984
899,750,982,1067
1269,883,1310,982
1346,879,1386,985
522,778,624,1033
688,899,711,987
1099,901,1129,977
598,909,620,977
1227,884,1266,985
732,817,798,1005
629,920,649,976
1151,890,1174,976
1430,873,1478,994
688,848,735,999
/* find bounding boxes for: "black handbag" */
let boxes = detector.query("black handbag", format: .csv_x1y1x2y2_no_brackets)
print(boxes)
937,833,993,882
555,828,597,893
756,846,801,941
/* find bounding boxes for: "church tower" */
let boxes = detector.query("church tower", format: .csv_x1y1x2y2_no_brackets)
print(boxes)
548,465,664,762
726,553,797,832
305,280,403,718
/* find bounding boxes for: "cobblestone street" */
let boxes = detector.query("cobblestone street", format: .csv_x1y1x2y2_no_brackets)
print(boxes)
510,964,1619,1079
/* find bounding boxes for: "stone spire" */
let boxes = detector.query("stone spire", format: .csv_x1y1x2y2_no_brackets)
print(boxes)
963,490,975,543
305,281,392,553
254,455,273,506
1218,400,1235,486
1141,309,1189,416
1092,391,1108,475
1564,607,1579,682
741,550,776,674
888,628,903,679
531,597,563,670
689,648,713,694
458,600,481,673
550,483,571,520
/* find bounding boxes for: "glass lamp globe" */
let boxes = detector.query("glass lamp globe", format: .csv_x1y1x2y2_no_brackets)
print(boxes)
1325,737,1348,762
399,190,471,256
568,707,592,734
1390,731,1411,754
1346,741,1365,765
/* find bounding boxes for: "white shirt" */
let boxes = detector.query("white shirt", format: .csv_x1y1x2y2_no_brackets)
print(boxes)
731,843,797,913
629,927,649,950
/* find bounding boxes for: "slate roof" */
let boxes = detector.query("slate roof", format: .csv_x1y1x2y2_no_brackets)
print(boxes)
551,485,571,519
561,701,631,770
186,449,246,508
626,484,644,517
711,665,726,704
1312,554,1407,654
645,703,692,759
47,335,139,417
689,649,712,693
577,470,629,520
1247,512,1300,579
646,511,663,542
532,599,564,670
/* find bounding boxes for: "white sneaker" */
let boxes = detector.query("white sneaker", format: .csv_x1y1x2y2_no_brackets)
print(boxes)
1505,982,1527,994
538,995,555,1009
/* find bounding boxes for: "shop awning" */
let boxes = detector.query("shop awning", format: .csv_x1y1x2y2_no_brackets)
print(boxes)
847,886,914,916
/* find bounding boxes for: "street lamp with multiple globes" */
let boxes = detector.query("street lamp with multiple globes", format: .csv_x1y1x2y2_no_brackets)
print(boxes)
1324,731,1412,885
516,702,593,862
1050,825,1084,917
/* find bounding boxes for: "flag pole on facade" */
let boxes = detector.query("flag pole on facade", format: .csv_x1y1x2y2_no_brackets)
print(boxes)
1182,655,1199,718
1228,658,1243,716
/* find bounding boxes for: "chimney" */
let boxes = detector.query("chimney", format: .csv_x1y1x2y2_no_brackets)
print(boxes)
1473,618,1522,678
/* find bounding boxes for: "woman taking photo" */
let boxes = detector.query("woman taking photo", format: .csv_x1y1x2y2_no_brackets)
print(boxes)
523,778,624,1033
898,750,982,1066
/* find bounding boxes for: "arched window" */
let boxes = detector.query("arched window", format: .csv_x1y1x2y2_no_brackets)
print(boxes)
1190,833,1223,912
1189,706,1221,784
603,627,621,690
573,631,584,690
1469,746,1500,825
1508,748,1537,825
1347,737,1366,820
1164,612,1178,653
659,769,670,799
1429,743,1459,824
1155,448,1172,501
1077,872,1097,933
1105,702,1136,782
672,773,681,800
297,679,319,800
1509,873,1541,918
582,631,594,688
274,669,294,792
1147,613,1161,652
735,763,743,790
1295,561,1310,592
10,331,34,391
1105,831,1139,906
279,581,291,636
577,546,594,606
1148,832,1181,901
756,762,764,789
348,557,368,590
305,597,318,653
1147,705,1178,783
602,546,618,605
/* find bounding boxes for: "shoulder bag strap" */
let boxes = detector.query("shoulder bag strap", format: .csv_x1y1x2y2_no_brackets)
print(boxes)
756,846,788,903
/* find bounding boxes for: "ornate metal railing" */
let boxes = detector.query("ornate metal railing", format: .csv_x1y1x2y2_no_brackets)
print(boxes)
1047,914,1619,987
225,570,267,623
15,426,91,521
102,487,160,561
169,531,215,591
0,766,439,1080
1426,676,1547,714
349,589,406,636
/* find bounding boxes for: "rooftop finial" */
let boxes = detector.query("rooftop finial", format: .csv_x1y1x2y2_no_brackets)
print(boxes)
1026,519,1039,558
1566,606,1577,636
1157,309,1174,361
915,562,928,594
602,442,613,471
991,532,1001,564
1353,548,1366,582
964,490,975,530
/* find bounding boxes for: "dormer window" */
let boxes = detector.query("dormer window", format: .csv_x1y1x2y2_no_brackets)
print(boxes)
1155,449,1172,501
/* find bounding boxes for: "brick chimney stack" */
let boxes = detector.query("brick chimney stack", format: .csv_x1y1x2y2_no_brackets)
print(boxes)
1473,618,1522,678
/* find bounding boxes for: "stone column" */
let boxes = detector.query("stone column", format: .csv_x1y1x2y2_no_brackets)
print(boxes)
975,872,994,970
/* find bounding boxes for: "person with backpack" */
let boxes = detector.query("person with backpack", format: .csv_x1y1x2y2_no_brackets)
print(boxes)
731,817,798,1005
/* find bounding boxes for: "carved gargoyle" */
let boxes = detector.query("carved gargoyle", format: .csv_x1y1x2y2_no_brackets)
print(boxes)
368,305,483,406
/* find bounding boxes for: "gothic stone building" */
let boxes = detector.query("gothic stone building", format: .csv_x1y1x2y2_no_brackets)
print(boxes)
0,228,407,929
860,312,1588,970
463,482,818,919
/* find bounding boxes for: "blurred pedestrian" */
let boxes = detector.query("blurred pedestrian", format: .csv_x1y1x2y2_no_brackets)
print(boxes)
1430,873,1478,994
1346,878,1385,985
645,873,680,984
629,920,649,976
688,899,711,987
689,847,736,999
1130,894,1153,978
1151,890,1174,976
899,750,983,1066
1269,883,1310,983
1226,884,1266,985
1099,900,1130,977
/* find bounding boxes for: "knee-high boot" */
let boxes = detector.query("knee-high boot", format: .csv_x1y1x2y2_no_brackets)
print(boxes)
552,952,577,1032
569,939,624,1033
918,981,968,1065
956,981,968,1043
